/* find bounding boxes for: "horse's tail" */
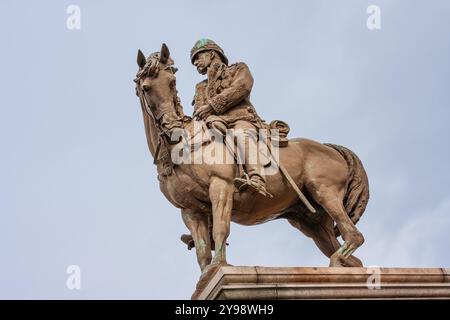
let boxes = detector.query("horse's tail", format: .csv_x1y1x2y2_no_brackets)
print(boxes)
323,144,370,237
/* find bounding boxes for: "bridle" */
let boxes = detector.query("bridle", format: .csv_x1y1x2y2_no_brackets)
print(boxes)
135,55,182,176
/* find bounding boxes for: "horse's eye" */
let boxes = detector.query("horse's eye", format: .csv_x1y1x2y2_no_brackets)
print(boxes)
142,85,151,92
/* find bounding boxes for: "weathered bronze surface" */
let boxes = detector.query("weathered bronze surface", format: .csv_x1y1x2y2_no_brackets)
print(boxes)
133,42,370,281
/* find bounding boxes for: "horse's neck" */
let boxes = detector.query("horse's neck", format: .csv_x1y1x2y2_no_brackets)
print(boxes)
141,103,184,168
140,95,195,170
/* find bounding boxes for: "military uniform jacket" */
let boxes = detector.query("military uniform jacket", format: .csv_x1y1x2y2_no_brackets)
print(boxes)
193,62,262,126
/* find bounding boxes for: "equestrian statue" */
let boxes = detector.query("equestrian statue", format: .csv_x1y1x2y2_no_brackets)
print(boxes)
133,41,370,284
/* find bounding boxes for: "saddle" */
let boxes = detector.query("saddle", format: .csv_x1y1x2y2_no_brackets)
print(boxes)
188,116,290,167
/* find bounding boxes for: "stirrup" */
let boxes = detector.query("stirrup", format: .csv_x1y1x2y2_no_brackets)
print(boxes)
234,174,273,198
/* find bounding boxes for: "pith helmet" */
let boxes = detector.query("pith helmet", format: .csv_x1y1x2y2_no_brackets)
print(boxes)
190,39,228,65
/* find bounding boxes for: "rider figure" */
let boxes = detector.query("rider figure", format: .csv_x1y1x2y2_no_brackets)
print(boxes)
190,38,270,197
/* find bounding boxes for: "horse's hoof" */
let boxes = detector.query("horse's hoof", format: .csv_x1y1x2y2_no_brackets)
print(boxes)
329,261,345,267
329,254,345,267
346,255,364,267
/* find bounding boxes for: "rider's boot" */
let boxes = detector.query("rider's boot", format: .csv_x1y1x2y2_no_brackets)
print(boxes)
233,128,272,198
234,171,272,198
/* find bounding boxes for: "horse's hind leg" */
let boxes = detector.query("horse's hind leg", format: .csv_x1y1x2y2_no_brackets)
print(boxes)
209,176,234,266
181,208,212,272
311,216,363,267
287,214,363,267
310,187,365,267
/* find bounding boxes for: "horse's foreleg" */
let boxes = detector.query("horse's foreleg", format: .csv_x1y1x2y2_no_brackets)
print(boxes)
209,176,234,266
181,208,211,272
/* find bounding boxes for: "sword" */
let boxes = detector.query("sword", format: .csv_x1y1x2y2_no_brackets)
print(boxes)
267,141,316,214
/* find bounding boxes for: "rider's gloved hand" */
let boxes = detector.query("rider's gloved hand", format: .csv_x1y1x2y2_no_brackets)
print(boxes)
194,104,213,120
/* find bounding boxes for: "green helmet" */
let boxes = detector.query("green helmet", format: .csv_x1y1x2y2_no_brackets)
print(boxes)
190,38,228,65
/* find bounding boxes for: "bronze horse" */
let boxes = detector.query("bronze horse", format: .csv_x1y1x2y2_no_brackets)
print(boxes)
134,44,369,275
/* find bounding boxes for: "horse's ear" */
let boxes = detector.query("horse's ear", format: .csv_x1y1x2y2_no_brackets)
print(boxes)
160,43,170,64
137,49,146,68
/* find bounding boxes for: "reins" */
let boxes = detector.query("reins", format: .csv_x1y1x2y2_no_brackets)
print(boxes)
135,59,182,174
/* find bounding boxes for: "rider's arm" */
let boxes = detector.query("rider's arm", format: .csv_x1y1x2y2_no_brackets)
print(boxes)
209,63,253,115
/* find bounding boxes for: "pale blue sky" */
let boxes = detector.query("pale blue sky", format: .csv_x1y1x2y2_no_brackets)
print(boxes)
1,0,449,299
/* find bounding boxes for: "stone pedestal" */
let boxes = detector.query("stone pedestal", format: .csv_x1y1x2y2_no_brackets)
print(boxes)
193,266,450,300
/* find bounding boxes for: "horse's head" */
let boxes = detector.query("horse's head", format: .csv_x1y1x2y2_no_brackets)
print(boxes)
134,43,182,136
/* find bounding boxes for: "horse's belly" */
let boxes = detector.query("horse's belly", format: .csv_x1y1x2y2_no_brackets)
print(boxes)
231,176,299,225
